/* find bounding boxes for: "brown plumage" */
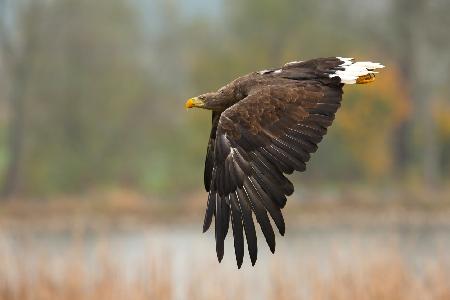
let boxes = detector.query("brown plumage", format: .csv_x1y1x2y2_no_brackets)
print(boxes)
185,57,384,268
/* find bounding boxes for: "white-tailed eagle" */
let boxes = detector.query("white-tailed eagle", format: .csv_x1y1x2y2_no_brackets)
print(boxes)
185,57,384,268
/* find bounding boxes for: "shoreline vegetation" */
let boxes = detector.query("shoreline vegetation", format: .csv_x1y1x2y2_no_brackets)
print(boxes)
0,239,449,300
1,186,450,229
1,186,450,300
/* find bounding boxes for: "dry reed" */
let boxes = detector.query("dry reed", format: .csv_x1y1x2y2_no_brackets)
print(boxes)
1,243,449,300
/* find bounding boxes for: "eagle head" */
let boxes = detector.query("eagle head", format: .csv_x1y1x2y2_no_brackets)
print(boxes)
186,88,238,111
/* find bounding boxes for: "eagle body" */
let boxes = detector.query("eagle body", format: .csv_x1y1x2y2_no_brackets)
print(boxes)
185,57,384,268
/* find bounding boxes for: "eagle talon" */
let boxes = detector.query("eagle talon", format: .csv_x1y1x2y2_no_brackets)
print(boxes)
356,73,376,84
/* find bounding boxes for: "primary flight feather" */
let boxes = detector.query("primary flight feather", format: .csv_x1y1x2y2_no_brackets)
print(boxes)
185,57,384,268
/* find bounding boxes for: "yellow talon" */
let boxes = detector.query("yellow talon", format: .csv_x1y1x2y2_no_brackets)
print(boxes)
356,73,376,84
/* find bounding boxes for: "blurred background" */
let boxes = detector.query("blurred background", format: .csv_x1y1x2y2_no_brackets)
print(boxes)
0,0,450,299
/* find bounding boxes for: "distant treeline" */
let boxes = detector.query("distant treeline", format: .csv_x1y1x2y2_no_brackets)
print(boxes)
0,0,449,197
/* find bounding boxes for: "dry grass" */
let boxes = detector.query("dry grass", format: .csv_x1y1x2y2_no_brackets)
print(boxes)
0,247,173,300
0,244,449,300
2,187,450,300
271,254,450,300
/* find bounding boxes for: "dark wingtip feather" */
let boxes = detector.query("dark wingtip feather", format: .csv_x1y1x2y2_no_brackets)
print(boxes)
237,260,243,269
216,229,225,262
243,180,276,255
248,176,286,238
236,188,258,267
217,251,224,263
203,218,212,233
230,193,244,269
215,194,225,263
203,216,213,233
277,214,286,236
203,192,215,232
258,217,275,253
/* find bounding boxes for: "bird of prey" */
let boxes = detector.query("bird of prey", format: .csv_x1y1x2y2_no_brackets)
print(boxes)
185,57,384,268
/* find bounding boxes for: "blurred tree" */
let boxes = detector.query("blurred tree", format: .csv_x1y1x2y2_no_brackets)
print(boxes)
0,0,448,199
0,0,163,196
0,0,44,197
435,98,450,172
383,0,450,185
25,0,152,194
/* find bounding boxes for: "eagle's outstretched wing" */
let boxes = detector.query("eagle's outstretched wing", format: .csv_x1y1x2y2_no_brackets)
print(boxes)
203,80,343,267
204,111,221,192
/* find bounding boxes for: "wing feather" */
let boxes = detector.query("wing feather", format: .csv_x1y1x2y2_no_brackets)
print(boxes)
249,176,285,235
229,193,244,268
202,80,343,267
204,112,221,191
236,188,258,265
202,189,216,232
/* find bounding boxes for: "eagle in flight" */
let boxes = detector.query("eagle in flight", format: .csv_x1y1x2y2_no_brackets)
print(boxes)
185,57,384,268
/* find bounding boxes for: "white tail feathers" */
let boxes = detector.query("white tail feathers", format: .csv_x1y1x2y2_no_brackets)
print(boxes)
330,57,385,84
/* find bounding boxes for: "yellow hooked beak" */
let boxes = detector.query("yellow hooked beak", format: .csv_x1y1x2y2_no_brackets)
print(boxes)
185,97,204,109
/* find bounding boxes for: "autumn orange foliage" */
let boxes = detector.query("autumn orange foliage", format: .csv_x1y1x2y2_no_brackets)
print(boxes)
336,64,411,178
